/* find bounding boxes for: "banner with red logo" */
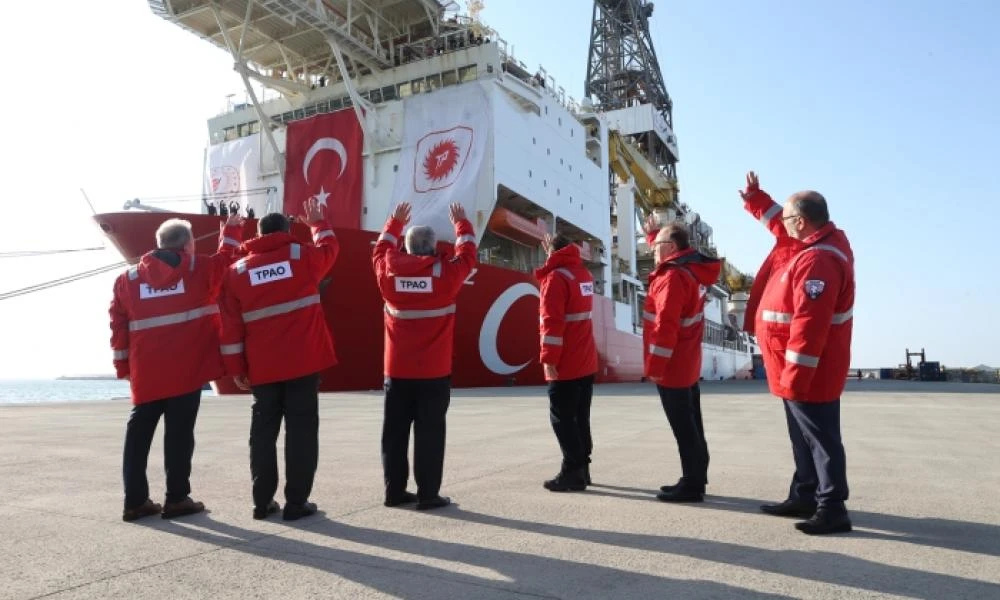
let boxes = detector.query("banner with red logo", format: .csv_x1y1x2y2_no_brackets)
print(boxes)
284,108,364,228
389,82,492,243
204,133,261,215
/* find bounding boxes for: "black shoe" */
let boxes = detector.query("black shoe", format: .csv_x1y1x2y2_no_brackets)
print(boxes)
584,464,592,486
795,508,852,535
161,497,205,519
122,499,162,522
543,468,587,492
416,495,451,510
384,491,419,507
659,478,683,494
761,499,818,518
282,501,318,521
253,500,280,520
656,486,704,503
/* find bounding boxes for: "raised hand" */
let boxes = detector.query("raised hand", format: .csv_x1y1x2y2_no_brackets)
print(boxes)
301,197,326,225
448,203,466,224
541,233,554,256
642,214,659,236
739,171,760,200
392,202,412,224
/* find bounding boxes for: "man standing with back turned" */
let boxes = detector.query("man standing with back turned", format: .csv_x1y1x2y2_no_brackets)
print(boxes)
110,213,244,521
220,198,339,522
536,233,598,492
741,171,856,535
373,201,477,510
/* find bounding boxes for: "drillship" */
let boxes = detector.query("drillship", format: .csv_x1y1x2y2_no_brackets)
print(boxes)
96,0,760,393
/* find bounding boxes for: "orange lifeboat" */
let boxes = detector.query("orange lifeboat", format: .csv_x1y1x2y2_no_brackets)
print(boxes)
487,207,547,246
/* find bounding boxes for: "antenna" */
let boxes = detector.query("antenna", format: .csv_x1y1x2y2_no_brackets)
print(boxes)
80,188,97,216
468,0,484,22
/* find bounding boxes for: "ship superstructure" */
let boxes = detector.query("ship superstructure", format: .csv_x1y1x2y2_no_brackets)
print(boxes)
95,0,759,392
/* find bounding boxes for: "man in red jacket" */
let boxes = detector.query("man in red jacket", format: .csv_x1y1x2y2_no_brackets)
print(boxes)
642,221,721,503
536,234,599,492
372,201,476,511
110,213,243,522
741,171,855,535
219,198,338,521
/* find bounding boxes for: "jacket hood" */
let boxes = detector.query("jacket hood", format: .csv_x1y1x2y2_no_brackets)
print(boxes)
385,249,450,276
651,247,722,286
137,249,189,288
534,244,583,279
243,231,297,255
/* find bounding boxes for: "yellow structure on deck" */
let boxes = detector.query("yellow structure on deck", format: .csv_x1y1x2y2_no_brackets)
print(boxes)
609,130,679,213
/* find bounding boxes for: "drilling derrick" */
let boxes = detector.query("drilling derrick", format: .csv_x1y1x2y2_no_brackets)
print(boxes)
585,0,679,200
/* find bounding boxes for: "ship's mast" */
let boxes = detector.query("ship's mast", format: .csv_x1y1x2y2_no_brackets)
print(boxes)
584,0,678,203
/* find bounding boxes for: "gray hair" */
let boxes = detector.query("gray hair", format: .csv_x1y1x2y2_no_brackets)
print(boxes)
155,218,193,250
791,191,830,227
405,225,436,256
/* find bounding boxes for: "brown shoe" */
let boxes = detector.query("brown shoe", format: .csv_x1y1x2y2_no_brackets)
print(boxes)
161,497,205,519
123,499,162,522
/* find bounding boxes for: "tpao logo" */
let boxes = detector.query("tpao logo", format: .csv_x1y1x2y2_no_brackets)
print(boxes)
249,261,293,286
395,277,433,293
140,280,186,300
579,282,594,296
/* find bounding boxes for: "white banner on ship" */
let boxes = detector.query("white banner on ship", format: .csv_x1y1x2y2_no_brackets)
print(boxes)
203,133,261,213
388,82,492,243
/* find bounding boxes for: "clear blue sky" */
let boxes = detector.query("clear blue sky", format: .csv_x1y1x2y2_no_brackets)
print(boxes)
1,0,997,378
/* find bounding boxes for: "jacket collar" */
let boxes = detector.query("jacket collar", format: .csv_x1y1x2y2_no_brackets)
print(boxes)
802,222,837,246
243,232,297,255
534,244,583,279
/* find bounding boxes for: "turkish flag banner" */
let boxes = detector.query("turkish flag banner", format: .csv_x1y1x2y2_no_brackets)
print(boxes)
284,108,364,228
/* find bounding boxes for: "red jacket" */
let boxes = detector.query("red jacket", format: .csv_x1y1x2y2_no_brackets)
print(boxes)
109,222,243,404
642,245,721,388
219,222,339,385
535,244,598,381
741,189,803,335
372,216,477,379
754,219,855,402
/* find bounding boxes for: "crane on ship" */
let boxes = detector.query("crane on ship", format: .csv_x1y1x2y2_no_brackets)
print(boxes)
585,0,751,293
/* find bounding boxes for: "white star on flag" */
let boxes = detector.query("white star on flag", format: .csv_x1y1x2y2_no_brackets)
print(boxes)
313,186,331,208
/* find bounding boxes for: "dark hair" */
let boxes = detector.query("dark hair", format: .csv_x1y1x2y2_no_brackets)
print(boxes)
793,191,830,227
258,213,290,235
551,234,572,252
662,222,690,250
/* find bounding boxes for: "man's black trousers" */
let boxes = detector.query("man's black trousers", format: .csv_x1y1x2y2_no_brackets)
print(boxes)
249,373,320,509
381,376,451,502
547,374,595,471
782,398,849,510
657,383,709,489
122,389,201,509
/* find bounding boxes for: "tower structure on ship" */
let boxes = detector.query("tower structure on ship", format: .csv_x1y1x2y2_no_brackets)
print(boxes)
585,0,679,204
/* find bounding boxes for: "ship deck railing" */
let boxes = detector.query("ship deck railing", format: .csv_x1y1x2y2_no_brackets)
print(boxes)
494,35,580,115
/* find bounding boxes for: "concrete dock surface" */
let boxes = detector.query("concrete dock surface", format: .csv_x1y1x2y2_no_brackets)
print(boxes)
2,379,999,599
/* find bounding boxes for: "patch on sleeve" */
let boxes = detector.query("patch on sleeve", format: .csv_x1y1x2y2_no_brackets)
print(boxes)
804,279,826,299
